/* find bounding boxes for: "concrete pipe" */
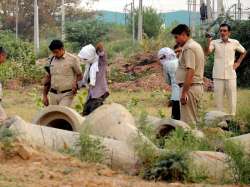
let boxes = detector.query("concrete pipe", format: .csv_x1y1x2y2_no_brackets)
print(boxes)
33,105,85,132
188,151,233,182
82,103,159,151
7,116,139,173
145,116,204,138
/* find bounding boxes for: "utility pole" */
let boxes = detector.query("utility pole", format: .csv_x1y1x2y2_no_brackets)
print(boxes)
207,0,212,22
217,0,224,17
132,0,135,43
15,0,19,39
191,0,196,36
137,0,143,41
61,0,65,41
238,0,241,21
188,0,191,28
34,0,40,56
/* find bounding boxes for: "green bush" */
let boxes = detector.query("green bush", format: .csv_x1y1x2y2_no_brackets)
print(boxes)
75,129,105,163
0,30,43,84
65,19,110,52
224,141,250,184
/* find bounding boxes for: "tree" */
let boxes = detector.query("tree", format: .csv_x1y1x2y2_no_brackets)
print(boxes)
0,0,97,40
65,19,109,52
127,7,164,38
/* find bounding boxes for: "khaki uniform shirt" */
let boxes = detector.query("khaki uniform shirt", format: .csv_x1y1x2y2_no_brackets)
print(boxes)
50,52,82,92
176,39,205,84
209,38,246,80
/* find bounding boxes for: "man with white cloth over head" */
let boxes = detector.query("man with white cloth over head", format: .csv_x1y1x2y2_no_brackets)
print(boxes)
158,47,180,120
78,44,109,115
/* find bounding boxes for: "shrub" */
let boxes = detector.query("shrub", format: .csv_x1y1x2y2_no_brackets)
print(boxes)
224,141,250,184
143,152,188,182
0,30,43,84
75,128,105,163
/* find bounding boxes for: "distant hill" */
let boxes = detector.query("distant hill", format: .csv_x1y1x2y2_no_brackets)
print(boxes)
96,10,200,26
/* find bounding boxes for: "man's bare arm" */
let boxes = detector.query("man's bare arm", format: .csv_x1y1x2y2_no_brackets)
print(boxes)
233,51,247,70
205,37,213,56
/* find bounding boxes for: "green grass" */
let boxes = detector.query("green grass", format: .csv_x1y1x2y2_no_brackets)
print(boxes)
2,87,250,124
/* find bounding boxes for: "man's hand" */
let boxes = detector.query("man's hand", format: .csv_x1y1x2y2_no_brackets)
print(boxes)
167,100,173,107
72,81,78,95
233,62,241,70
180,91,188,105
43,95,49,106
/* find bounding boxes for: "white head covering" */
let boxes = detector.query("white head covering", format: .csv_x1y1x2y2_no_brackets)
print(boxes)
78,44,99,87
78,44,98,64
158,47,177,65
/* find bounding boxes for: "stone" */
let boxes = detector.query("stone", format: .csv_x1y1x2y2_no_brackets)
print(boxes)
204,111,232,126
16,143,37,160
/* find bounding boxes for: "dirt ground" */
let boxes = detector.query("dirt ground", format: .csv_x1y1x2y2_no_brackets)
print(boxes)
0,141,244,187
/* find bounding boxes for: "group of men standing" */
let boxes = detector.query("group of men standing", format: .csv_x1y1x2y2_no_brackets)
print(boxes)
160,23,246,125
0,23,247,125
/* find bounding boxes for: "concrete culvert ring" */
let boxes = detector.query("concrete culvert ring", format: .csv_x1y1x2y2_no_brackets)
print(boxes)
151,119,191,138
33,105,85,132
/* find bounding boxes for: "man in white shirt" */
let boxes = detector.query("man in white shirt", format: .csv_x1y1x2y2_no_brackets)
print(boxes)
158,47,180,120
0,47,7,123
207,23,247,116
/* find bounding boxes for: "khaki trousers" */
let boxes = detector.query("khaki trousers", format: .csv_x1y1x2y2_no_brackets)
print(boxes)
214,79,237,116
180,85,203,125
49,92,74,107
0,103,7,123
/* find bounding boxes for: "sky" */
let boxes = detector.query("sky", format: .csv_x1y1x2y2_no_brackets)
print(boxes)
81,0,250,13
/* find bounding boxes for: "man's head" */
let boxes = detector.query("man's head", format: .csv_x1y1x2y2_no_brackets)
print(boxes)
174,44,182,58
49,40,65,58
0,47,7,64
219,23,231,41
171,24,191,46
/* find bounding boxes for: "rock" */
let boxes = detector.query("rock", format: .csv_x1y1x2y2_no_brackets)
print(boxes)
97,168,116,177
204,111,232,126
188,151,233,182
16,143,37,160
191,129,205,139
33,105,85,132
228,133,250,155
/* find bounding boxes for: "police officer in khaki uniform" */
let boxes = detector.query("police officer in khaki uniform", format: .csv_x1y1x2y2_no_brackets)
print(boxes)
43,40,83,107
171,24,205,124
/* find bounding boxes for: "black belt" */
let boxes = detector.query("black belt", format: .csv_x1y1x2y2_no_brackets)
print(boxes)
50,88,72,94
178,83,203,88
